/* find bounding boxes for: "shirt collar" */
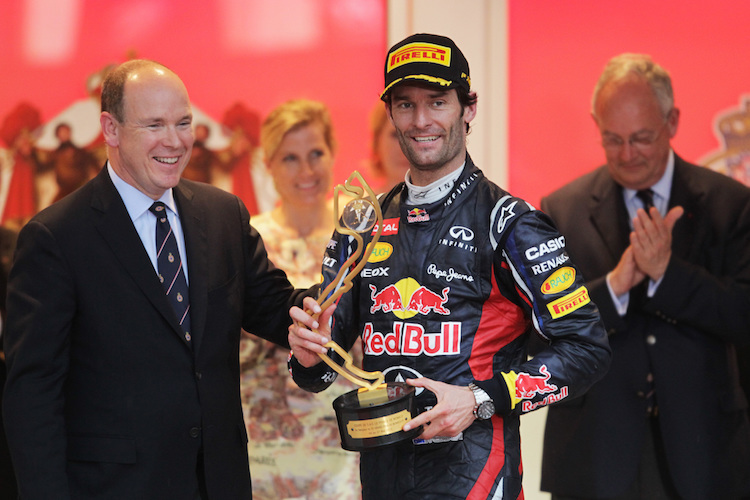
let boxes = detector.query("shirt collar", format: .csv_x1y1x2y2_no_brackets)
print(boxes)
624,149,674,205
107,162,178,220
405,163,465,205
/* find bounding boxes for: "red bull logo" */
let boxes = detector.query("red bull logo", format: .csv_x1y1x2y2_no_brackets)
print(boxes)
369,278,450,318
515,365,557,399
369,284,404,314
407,208,430,223
363,321,461,356
407,286,450,314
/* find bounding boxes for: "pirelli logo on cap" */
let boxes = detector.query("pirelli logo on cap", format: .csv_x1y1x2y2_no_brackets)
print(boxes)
387,42,452,72
547,286,590,319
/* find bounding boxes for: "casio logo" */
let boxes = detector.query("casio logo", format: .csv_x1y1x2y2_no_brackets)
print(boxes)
525,236,565,260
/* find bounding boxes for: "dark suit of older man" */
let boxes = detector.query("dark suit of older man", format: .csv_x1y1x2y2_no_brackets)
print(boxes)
540,155,750,499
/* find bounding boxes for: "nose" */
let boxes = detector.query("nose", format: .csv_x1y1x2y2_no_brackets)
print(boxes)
163,125,182,148
413,103,431,129
618,141,637,162
299,158,317,176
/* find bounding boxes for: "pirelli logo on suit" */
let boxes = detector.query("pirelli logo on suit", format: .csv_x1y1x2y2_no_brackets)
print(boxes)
547,286,591,319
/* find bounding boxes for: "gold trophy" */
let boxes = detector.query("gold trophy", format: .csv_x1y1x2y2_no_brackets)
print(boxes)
312,171,422,451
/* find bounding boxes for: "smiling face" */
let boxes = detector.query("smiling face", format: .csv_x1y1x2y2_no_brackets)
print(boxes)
387,83,475,186
101,66,194,199
267,122,334,209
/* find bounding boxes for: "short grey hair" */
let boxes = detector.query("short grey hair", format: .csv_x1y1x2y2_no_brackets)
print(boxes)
591,54,674,119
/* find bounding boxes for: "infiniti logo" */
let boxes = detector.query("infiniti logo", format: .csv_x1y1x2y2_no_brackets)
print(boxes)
449,226,474,241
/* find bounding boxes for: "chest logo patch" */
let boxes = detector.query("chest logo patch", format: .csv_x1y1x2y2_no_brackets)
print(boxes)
369,278,450,319
367,242,393,263
541,266,576,294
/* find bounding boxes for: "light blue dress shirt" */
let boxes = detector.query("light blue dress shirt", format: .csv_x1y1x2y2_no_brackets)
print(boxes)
107,163,189,284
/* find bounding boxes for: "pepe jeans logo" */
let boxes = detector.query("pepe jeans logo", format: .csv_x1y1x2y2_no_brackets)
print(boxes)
427,264,474,283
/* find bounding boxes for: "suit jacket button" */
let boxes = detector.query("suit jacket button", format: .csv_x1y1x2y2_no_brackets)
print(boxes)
646,334,656,345
190,427,201,438
195,371,202,380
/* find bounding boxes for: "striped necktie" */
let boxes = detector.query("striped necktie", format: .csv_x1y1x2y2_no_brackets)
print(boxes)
149,202,192,342
636,188,654,215
634,188,658,414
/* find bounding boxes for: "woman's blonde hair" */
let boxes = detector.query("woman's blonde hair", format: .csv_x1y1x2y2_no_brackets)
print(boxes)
261,99,337,162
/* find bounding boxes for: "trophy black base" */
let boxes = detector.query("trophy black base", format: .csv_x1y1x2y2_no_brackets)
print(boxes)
332,382,423,452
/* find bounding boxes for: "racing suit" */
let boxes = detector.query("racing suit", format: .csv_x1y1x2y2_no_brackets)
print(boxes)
290,155,611,499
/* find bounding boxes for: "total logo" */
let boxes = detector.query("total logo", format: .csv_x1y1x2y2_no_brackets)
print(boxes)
372,218,399,236
407,208,430,223
369,278,450,318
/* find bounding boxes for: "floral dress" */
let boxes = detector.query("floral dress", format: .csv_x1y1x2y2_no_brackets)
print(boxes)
239,211,361,500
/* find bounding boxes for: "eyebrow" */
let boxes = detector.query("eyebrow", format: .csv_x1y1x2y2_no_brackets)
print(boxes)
601,128,653,138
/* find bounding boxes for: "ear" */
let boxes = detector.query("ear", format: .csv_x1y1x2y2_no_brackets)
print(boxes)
666,107,680,139
463,101,477,125
100,112,120,147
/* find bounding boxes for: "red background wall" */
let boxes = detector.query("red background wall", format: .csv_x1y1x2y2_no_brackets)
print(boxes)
3,1,749,205
509,1,750,205
0,0,387,186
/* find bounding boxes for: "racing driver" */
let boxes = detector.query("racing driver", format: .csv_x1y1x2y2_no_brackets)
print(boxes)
288,33,611,500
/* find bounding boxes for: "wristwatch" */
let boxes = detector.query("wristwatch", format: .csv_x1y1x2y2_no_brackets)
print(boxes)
468,382,495,420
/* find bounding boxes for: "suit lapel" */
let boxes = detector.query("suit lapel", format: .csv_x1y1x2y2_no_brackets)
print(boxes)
590,168,631,262
669,156,703,261
91,169,192,348
174,182,208,354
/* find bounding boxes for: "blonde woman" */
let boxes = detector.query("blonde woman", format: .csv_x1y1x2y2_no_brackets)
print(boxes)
239,99,360,500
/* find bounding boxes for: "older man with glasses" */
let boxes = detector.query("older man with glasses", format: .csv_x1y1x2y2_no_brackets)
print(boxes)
537,53,750,500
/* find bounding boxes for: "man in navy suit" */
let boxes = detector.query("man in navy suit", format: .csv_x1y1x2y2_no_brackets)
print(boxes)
2,60,314,499
539,54,750,499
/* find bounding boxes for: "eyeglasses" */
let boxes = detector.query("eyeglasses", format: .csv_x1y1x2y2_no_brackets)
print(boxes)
600,116,671,152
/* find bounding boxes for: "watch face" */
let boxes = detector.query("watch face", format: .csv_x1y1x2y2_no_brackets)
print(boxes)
476,401,495,420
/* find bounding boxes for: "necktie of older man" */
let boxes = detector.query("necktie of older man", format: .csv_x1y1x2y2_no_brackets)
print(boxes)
149,202,192,343
634,189,658,415
636,188,655,215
